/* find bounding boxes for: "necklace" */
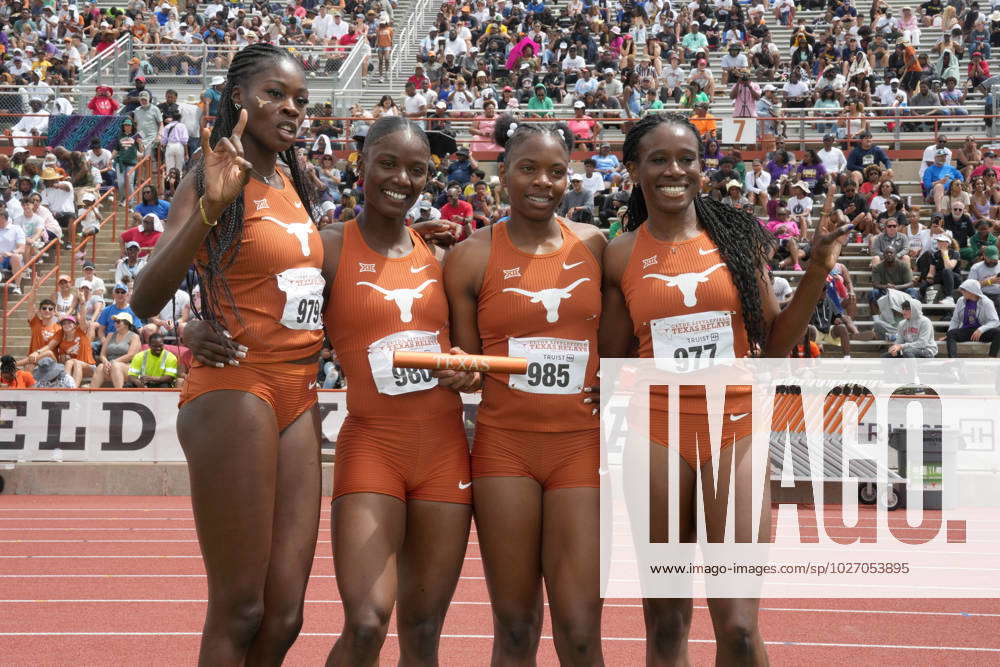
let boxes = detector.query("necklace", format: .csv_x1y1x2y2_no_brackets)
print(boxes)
250,167,279,187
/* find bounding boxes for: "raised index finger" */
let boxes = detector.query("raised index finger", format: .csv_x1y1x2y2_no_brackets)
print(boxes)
200,127,211,158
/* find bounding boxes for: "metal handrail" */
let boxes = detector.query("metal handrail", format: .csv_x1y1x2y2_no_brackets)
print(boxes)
78,33,133,90
68,187,119,284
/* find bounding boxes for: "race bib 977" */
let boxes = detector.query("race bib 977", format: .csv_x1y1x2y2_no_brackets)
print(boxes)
276,267,324,331
508,336,589,395
650,310,735,373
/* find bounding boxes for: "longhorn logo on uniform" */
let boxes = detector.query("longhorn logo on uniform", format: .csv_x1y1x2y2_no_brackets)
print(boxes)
642,263,726,307
357,279,437,323
263,216,314,257
502,278,591,323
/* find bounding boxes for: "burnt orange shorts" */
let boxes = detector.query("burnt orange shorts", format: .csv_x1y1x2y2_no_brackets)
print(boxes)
472,422,599,490
179,361,319,433
333,410,471,505
652,411,754,469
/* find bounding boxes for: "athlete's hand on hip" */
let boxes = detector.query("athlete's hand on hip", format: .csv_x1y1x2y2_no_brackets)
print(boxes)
583,371,600,416
182,320,248,368
809,213,852,274
200,109,252,217
432,346,483,393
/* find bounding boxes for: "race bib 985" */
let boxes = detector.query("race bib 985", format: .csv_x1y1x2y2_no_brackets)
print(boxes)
508,336,589,395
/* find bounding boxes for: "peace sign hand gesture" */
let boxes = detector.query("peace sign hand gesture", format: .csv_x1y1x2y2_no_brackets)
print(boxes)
200,109,253,219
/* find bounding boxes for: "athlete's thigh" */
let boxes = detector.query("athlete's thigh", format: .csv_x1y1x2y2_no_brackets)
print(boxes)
473,477,544,609
701,435,770,544
541,487,602,625
396,499,472,621
642,447,697,622
262,405,323,608
177,390,281,596
331,492,407,614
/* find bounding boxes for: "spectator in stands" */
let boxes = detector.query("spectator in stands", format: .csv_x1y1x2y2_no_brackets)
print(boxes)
160,112,189,174
560,173,593,219
52,273,79,320
31,356,75,388
968,219,999,260
116,241,147,285
885,300,938,357
92,312,141,389
969,245,1000,310
96,283,141,343
126,333,179,388
148,287,192,341
446,147,477,186
0,354,34,388
945,202,977,263
971,151,1000,180
940,75,968,115
133,92,162,157
811,287,856,358
134,185,171,220
567,101,601,151
846,132,892,185
120,213,162,257
76,280,103,340
744,159,772,209
923,148,964,212
872,288,912,341
871,246,919,304
0,210,25,295
201,76,225,120
40,314,96,387
946,279,1000,356
917,233,960,304
526,82,555,117
40,168,75,235
440,184,475,239
765,206,805,271
6,97,48,148
75,261,106,298
87,86,119,116
112,118,143,201
909,80,943,131
690,101,718,139
86,138,116,190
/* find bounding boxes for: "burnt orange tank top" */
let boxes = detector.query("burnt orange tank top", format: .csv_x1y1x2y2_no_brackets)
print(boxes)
325,219,460,419
620,225,751,423
476,219,601,432
194,171,324,364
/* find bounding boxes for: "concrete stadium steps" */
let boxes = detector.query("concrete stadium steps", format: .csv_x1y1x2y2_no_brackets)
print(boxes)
3,205,123,358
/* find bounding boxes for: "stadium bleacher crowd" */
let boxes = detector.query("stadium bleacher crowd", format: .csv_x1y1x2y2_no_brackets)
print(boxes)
2,0,1000,390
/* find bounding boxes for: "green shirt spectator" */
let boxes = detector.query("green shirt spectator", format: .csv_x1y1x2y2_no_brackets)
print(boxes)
127,335,178,388
526,85,555,117
681,29,709,55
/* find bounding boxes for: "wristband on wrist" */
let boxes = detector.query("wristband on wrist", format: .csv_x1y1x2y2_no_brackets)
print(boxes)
198,196,218,227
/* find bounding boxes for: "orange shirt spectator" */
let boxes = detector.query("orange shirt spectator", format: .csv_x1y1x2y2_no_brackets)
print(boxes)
376,24,394,48
28,301,60,354
1,369,35,388
50,318,96,365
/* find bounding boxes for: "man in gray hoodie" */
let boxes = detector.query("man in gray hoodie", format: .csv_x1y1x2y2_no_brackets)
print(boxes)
884,300,937,357
872,288,911,341
946,279,1000,357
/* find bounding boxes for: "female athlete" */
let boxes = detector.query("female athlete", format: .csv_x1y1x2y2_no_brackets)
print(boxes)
445,115,607,665
321,116,479,666
131,44,324,665
599,113,850,665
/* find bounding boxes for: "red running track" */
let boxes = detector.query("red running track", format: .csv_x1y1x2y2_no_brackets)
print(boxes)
1,496,999,666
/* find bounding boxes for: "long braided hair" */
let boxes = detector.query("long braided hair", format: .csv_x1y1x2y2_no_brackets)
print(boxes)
193,43,314,329
621,113,775,354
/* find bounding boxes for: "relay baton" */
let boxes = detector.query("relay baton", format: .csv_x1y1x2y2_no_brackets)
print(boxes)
393,351,529,374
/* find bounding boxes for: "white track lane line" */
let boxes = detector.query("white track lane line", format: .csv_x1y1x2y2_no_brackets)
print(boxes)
2,599,999,618
0,631,998,652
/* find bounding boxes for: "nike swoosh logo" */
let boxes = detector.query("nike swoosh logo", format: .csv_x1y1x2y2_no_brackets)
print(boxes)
307,381,318,390
598,466,609,476
562,261,583,270
698,247,720,255
293,202,302,208
410,264,431,273
458,481,472,489
729,412,749,421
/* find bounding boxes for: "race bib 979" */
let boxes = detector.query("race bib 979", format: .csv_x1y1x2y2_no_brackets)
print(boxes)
276,267,324,331
508,336,589,395
367,330,441,395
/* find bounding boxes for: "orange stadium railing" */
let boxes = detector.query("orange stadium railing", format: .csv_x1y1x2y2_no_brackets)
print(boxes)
1,233,61,356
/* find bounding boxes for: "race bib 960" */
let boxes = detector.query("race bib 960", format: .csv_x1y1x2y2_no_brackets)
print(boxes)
367,330,441,395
